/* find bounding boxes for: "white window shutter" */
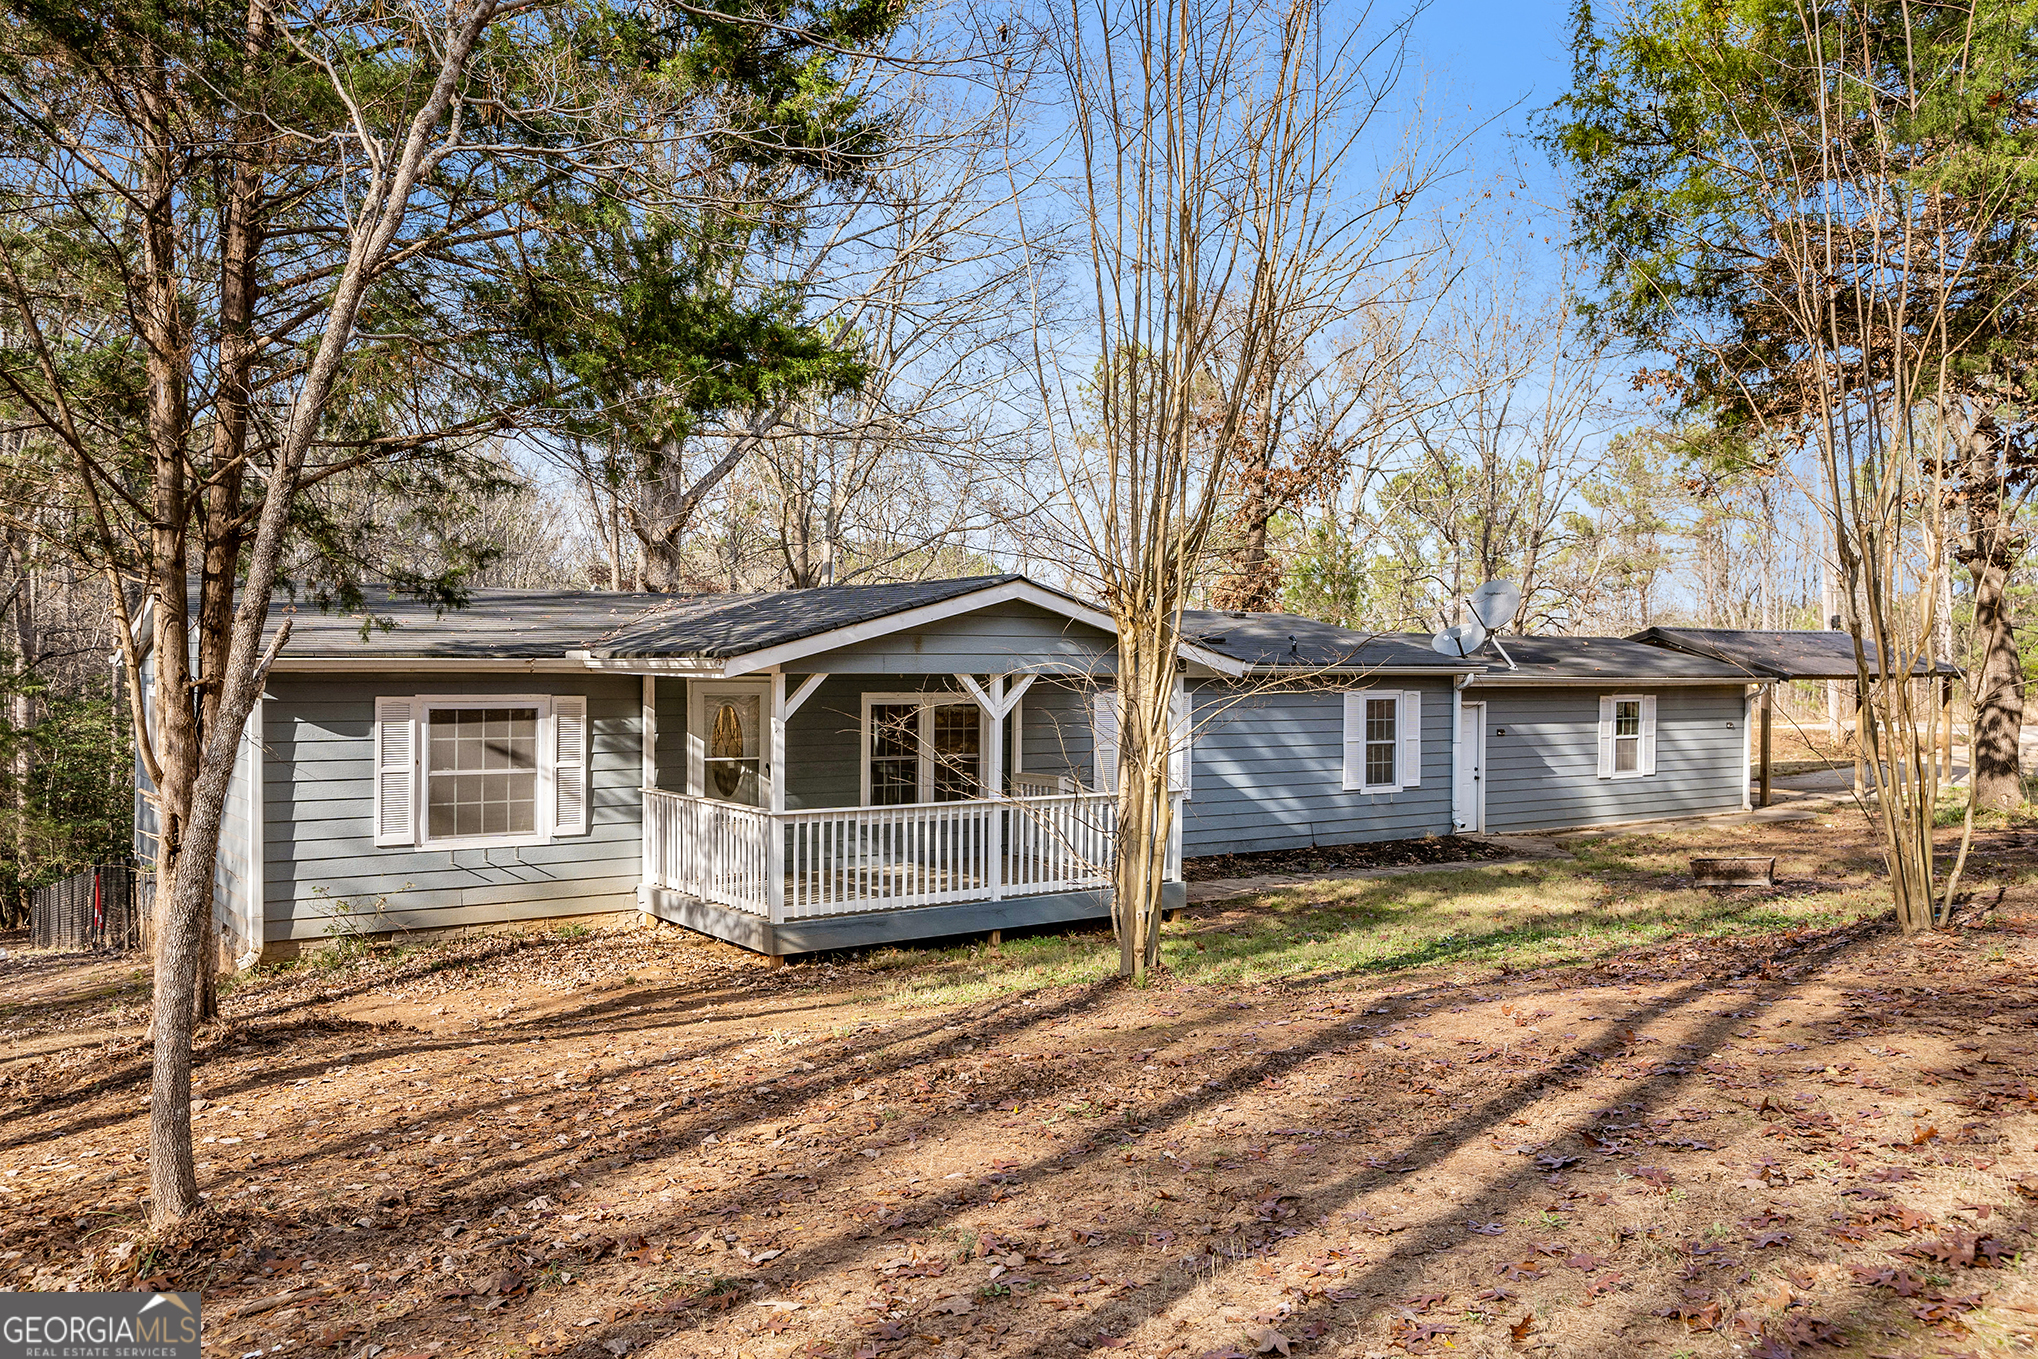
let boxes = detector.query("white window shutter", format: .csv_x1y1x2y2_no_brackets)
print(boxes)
1597,695,1616,778
1168,689,1192,796
373,697,415,847
1640,694,1658,775
1342,691,1365,791
1399,690,1422,789
1092,691,1120,794
554,694,589,836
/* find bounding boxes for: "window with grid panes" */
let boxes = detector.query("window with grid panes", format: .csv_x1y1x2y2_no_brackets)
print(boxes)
426,707,539,838
1364,696,1398,787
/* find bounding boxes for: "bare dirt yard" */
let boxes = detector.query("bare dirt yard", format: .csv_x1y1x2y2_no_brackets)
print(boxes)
4,804,2038,1359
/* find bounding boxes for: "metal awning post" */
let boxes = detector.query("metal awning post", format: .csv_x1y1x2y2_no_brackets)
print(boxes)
1940,676,1955,781
1759,683,1773,808
1853,681,1867,797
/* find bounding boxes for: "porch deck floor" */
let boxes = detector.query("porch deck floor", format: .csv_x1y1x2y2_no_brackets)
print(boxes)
712,848,1108,918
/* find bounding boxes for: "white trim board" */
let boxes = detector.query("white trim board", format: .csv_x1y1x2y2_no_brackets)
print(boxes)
1465,675,1745,688
273,657,601,674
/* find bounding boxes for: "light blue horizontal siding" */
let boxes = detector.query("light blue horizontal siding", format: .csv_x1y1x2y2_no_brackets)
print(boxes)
785,675,1021,809
1180,681,1456,856
1017,679,1098,787
1476,685,1747,832
134,653,256,951
261,673,644,942
794,601,1118,674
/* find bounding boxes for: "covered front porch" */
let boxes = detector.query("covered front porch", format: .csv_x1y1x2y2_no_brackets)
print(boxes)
584,579,1223,955
640,784,1184,954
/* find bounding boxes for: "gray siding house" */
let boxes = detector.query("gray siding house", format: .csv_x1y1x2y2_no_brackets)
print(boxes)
137,577,1762,963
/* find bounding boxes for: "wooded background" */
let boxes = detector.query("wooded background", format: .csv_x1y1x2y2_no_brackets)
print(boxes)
0,0,2029,928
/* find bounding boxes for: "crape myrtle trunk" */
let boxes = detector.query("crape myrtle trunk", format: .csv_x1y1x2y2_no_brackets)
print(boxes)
1111,619,1175,980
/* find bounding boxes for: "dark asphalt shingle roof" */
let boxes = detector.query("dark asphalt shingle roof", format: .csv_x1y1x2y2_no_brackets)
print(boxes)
1182,611,1755,681
1180,611,1473,671
266,576,1027,659
1459,633,1753,681
268,587,672,658
592,576,1029,658
1627,627,1961,680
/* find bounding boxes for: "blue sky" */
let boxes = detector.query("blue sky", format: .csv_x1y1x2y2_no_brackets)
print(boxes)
1402,0,1582,294
1406,0,1576,175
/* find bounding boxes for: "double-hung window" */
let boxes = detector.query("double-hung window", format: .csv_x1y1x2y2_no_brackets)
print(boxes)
1341,689,1423,792
427,705,540,839
373,694,589,848
1597,693,1657,779
861,695,985,806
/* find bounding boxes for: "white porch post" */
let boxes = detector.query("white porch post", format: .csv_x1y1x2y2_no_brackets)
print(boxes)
1167,793,1184,881
986,675,1005,901
768,670,787,923
641,676,657,906
641,675,657,790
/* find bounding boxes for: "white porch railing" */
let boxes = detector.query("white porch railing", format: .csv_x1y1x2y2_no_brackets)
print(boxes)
642,787,1174,922
643,789,775,915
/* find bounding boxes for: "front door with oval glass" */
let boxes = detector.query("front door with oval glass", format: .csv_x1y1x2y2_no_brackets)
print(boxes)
694,685,766,806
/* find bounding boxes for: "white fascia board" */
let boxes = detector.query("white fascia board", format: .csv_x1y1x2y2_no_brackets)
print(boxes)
577,655,725,675
714,579,1248,679
1240,665,1479,679
128,594,156,664
266,656,598,674
1463,674,1746,688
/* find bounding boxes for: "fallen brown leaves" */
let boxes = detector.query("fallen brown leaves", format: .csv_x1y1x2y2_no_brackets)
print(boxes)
2,812,2037,1357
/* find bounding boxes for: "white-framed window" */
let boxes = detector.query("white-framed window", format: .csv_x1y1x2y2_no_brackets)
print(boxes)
1597,693,1657,779
859,693,986,806
1089,688,1192,797
1342,688,1423,793
373,693,589,849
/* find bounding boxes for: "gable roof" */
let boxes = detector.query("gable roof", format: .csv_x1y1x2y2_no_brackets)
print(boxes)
585,576,1032,660
266,586,674,660
253,575,1247,677
1627,626,1961,680
1181,611,1474,672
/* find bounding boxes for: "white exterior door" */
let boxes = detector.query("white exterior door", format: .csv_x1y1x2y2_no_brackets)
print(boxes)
1454,702,1485,832
690,681,773,805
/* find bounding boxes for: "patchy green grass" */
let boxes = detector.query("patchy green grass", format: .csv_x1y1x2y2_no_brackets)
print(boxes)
857,856,1889,1008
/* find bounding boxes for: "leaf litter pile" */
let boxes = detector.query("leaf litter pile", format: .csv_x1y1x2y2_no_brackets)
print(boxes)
4,818,2038,1358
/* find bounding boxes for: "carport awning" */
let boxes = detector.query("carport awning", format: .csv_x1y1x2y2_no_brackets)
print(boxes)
1627,627,1962,682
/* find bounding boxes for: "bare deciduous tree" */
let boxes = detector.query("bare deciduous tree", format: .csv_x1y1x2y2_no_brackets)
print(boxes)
1026,0,1438,979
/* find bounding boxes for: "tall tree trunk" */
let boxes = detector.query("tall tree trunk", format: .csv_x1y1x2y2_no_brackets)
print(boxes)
1960,421,2025,812
1212,405,1277,611
186,0,269,1013
6,534,34,928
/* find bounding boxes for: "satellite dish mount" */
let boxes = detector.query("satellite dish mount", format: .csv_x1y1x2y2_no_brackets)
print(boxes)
1466,580,1521,670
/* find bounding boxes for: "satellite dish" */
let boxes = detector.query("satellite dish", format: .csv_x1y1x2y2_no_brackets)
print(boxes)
1468,580,1522,631
1431,620,1489,658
